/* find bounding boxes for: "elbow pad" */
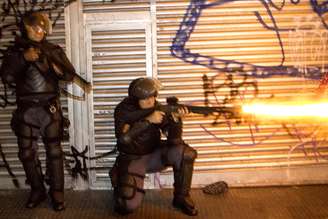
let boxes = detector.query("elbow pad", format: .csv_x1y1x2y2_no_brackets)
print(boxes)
119,120,151,144
119,134,132,146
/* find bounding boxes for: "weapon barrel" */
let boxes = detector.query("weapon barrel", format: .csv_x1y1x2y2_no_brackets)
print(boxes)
186,105,218,115
159,104,238,116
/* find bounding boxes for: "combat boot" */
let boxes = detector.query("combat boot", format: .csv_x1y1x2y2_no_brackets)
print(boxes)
46,149,65,211
49,190,65,211
173,146,198,216
173,194,198,216
22,159,47,208
26,188,47,208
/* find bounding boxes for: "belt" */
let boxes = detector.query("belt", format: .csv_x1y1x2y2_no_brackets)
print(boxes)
17,96,58,107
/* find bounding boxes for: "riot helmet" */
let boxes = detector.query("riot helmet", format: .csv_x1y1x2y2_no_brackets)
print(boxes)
128,77,161,100
21,12,52,41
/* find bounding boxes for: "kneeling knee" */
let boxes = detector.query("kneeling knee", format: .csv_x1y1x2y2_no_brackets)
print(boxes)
115,197,137,215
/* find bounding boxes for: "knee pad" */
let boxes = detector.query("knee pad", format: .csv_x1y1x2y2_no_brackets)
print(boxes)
183,146,197,162
115,197,135,215
18,149,35,161
117,172,145,200
118,174,138,200
46,146,63,159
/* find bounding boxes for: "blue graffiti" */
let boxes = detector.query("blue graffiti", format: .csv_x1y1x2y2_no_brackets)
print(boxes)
170,0,328,80
311,0,328,28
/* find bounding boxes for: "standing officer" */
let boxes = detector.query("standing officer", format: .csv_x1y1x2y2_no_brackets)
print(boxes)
0,12,91,211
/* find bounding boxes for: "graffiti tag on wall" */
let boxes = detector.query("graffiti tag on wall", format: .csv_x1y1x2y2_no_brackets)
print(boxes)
171,0,328,164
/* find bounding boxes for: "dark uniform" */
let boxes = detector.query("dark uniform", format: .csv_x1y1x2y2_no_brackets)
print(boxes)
0,12,85,211
110,78,198,216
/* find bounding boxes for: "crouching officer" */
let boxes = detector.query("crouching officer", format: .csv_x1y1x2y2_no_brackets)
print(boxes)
110,78,198,216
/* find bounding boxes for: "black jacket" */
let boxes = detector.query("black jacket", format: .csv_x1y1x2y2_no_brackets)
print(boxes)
0,37,75,100
114,97,184,155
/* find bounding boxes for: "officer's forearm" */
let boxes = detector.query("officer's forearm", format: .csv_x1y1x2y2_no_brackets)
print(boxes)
121,108,154,124
118,120,151,146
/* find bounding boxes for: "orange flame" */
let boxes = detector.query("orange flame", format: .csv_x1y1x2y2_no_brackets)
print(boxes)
242,101,328,120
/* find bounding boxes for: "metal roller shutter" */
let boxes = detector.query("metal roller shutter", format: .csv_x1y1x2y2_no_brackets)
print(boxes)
39,0,328,189
83,0,150,13
156,0,328,187
83,11,155,189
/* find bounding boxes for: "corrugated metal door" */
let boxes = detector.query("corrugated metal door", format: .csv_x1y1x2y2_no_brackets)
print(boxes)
83,11,155,189
83,0,150,13
80,0,328,189
156,0,328,187
0,2,71,189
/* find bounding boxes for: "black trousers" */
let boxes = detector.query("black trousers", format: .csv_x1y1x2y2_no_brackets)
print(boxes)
112,142,196,212
11,101,64,194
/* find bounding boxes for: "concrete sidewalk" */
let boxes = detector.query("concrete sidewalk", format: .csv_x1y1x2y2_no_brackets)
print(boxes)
1,185,328,219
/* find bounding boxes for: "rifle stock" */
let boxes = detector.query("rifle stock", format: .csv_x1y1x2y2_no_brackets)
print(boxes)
15,36,89,84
